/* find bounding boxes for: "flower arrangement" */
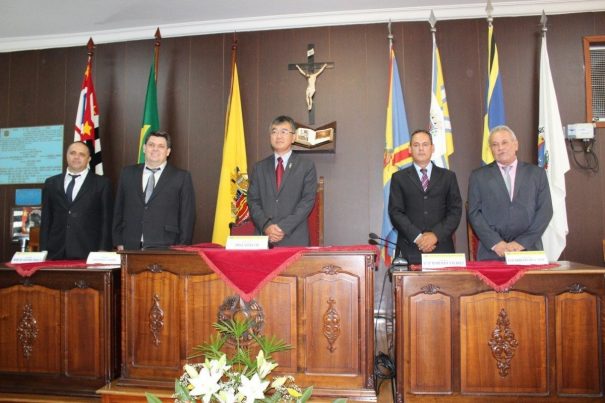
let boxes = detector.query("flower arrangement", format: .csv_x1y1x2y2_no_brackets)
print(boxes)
145,319,314,403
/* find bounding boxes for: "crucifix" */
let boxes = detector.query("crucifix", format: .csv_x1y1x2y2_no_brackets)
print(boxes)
288,44,334,125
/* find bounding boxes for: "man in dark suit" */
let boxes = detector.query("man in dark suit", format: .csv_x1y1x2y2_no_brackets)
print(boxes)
112,131,195,250
247,115,317,246
40,141,113,259
468,125,553,261
388,129,462,264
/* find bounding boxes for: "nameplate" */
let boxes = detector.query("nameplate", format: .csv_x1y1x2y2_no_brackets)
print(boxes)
225,236,269,250
505,251,549,265
87,251,121,265
421,253,466,270
11,251,47,263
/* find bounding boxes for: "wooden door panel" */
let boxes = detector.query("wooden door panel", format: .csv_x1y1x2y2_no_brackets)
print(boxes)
409,292,452,393
460,291,547,394
64,287,102,376
304,271,359,375
556,291,602,395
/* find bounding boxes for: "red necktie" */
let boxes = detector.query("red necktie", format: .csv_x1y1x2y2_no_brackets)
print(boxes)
276,157,284,189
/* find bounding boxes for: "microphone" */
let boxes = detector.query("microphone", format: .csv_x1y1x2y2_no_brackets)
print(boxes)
368,232,408,269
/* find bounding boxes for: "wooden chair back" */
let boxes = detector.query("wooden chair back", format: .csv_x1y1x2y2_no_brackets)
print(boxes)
230,176,324,246
28,226,40,252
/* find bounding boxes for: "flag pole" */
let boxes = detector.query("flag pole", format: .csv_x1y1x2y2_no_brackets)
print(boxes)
153,28,161,83
486,0,494,27
540,10,548,37
86,37,95,61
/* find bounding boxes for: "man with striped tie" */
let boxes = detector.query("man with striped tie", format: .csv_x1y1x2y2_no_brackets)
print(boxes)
388,129,462,265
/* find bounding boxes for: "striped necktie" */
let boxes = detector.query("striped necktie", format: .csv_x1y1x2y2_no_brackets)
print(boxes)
420,168,429,192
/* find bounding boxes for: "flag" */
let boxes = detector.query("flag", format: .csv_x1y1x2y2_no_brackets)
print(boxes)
381,45,412,265
212,46,249,246
429,32,454,168
481,24,506,165
538,34,569,261
137,58,159,163
74,55,103,174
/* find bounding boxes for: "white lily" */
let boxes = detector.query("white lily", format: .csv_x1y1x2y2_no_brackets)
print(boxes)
188,366,223,403
238,373,269,403
203,354,230,377
271,376,287,388
256,350,278,378
184,364,199,379
216,388,237,403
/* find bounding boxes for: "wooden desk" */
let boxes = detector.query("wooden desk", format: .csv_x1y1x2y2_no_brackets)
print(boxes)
393,262,605,402
106,249,377,402
0,265,120,398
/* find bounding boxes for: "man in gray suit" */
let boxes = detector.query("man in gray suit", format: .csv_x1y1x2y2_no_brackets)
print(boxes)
112,131,195,250
468,125,553,261
388,129,462,264
247,115,317,246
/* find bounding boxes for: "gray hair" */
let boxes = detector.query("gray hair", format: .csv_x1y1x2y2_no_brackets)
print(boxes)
489,125,517,142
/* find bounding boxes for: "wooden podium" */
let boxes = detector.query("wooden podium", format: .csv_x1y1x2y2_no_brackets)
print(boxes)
102,248,377,402
393,262,605,402
0,265,120,398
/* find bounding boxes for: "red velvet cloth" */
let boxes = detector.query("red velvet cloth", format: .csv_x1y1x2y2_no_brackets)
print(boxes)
4,260,92,277
175,244,378,301
410,260,558,291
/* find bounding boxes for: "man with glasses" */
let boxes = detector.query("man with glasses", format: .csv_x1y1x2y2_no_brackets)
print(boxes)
247,115,317,246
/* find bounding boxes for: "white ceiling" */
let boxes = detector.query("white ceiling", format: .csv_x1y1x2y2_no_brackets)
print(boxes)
1,0,603,52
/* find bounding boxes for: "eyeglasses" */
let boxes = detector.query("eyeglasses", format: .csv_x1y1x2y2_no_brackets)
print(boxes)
270,129,295,136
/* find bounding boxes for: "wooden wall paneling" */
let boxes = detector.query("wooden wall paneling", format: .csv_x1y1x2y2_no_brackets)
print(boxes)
188,33,225,242
0,53,8,260
96,41,128,183
36,48,68,128
8,51,38,127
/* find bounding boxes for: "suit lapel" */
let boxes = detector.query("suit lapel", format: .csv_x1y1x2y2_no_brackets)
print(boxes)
405,166,423,192
136,165,146,204
147,164,171,203
426,164,443,192
57,173,71,208
487,162,510,200
278,153,296,196
71,171,93,205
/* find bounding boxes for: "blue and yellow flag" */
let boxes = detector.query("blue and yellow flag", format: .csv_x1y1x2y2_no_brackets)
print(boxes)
380,45,412,265
429,32,454,168
481,24,506,165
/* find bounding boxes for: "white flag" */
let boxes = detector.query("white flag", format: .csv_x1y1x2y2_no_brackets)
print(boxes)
538,35,570,262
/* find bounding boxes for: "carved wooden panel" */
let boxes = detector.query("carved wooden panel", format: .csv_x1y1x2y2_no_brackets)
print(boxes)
304,269,359,375
409,292,452,393
0,267,119,398
556,290,601,395
460,291,547,394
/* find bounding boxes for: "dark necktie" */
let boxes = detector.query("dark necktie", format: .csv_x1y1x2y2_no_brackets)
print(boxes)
420,168,429,192
66,174,80,204
145,167,160,203
276,157,284,189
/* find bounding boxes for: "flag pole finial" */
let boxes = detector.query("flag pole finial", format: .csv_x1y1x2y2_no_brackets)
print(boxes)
232,32,238,51
486,0,494,26
429,10,437,32
387,20,393,45
154,28,162,46
86,37,95,58
540,11,548,35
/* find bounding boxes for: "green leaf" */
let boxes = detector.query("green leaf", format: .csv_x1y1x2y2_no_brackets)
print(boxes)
331,398,348,403
174,378,192,400
298,386,314,403
144,392,163,403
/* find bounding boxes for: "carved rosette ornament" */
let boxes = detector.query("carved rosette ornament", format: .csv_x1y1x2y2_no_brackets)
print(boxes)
421,284,440,295
17,303,38,359
149,294,164,346
488,308,519,377
321,264,341,275
568,283,586,293
322,297,341,352
218,295,265,346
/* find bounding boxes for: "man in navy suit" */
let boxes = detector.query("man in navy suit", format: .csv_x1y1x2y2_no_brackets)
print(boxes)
40,141,113,259
112,131,195,250
388,129,462,264
247,115,317,246
468,125,553,261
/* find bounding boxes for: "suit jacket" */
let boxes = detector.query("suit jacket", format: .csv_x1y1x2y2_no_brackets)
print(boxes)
40,171,113,260
468,161,553,261
247,152,317,246
112,163,196,250
388,164,462,264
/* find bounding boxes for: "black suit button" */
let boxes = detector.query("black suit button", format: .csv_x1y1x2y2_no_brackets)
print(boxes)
66,224,70,228
423,196,428,200
424,211,428,215
68,210,72,214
